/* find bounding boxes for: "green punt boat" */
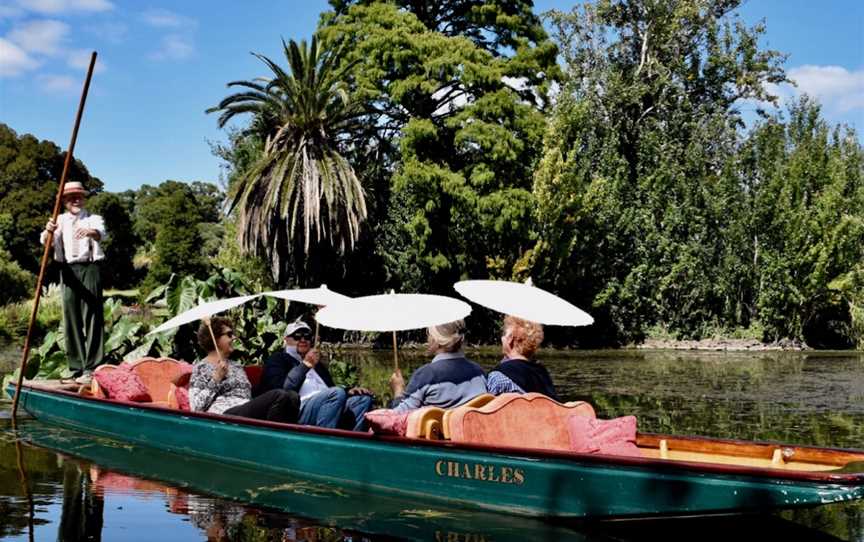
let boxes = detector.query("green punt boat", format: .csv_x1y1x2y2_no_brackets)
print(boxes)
8,382,864,519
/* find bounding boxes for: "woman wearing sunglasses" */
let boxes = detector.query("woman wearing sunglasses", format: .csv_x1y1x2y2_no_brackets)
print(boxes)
260,319,373,431
189,317,300,423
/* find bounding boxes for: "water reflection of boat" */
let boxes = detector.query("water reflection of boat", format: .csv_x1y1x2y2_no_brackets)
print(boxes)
8,382,864,521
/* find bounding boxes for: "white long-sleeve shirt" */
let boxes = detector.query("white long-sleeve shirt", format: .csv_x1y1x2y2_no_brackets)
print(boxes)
39,210,106,263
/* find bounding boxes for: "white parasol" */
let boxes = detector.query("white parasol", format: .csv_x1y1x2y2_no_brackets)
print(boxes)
147,294,260,362
262,284,350,306
316,291,472,369
262,285,350,344
454,279,593,326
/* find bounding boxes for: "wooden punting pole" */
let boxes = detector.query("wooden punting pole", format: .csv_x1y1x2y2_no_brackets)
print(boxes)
11,52,98,426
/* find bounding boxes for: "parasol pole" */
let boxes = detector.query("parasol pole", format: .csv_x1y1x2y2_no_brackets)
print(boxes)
202,317,224,363
392,330,399,371
11,52,98,426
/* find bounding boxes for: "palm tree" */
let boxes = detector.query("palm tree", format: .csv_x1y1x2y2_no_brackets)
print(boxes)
207,36,367,280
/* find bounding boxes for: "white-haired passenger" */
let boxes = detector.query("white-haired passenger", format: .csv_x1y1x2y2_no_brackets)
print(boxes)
388,320,487,412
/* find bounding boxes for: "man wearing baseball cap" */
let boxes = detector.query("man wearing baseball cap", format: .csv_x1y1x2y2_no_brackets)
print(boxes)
40,181,106,385
259,318,373,430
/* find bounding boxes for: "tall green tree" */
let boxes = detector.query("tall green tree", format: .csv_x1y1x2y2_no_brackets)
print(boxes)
208,36,367,284
743,98,864,347
533,0,788,344
321,0,558,296
88,192,141,289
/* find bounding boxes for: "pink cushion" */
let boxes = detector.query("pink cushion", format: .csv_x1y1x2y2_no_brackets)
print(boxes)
94,367,152,402
364,409,410,436
174,386,190,410
567,415,642,458
173,364,193,387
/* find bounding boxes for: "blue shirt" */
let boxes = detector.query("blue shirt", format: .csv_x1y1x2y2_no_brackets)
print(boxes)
391,352,487,412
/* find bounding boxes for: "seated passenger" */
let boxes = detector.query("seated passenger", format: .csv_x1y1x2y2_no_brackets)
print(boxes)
487,315,558,400
388,320,487,412
189,317,299,423
261,319,373,431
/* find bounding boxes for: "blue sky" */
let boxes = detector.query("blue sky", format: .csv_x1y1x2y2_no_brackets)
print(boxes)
1,0,862,193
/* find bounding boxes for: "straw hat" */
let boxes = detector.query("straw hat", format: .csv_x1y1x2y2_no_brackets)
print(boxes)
62,181,87,198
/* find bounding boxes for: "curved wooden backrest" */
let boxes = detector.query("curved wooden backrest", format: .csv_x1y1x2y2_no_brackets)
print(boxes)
124,357,190,403
448,393,596,451
442,393,495,439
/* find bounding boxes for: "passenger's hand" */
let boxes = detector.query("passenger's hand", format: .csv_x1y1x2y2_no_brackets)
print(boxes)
45,218,57,234
213,359,228,382
348,387,373,397
303,348,320,368
389,370,405,397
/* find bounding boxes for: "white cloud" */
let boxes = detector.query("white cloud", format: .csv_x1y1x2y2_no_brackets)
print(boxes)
0,5,25,18
37,73,76,92
67,48,105,72
140,8,195,29
788,65,864,114
15,0,113,14
149,34,194,61
7,19,69,55
0,37,40,76
84,20,127,43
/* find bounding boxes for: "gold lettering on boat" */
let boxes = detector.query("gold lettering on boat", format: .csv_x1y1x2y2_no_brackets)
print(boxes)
434,460,524,485
435,531,490,542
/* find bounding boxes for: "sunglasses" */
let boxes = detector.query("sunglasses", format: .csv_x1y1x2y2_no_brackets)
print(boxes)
221,330,235,338
290,332,312,340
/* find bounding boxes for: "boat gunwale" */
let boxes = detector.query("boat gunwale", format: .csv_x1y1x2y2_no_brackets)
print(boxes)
12,382,864,485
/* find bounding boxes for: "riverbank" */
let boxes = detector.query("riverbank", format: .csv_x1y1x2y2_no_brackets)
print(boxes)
635,338,809,351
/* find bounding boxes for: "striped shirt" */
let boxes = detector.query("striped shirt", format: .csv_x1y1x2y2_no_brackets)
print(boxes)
40,210,106,263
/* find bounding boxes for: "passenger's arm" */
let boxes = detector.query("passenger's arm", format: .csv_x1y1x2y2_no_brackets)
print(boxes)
189,365,219,413
283,362,310,392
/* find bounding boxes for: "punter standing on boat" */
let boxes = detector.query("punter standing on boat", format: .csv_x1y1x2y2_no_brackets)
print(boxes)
486,316,559,400
40,181,105,385
389,320,487,411
260,319,373,431
189,317,300,422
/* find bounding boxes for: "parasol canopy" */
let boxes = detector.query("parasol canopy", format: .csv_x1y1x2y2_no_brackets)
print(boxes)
315,291,471,332
147,294,261,335
262,284,350,307
454,279,593,327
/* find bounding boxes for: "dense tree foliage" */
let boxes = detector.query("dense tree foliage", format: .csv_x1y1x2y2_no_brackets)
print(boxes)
0,124,103,273
320,0,559,299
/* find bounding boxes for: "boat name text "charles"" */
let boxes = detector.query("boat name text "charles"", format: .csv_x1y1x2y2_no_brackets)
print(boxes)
434,460,525,485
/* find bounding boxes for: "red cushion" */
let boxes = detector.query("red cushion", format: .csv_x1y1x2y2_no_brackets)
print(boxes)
244,365,263,388
364,409,410,436
94,367,152,402
174,386,190,410
172,364,193,387
567,415,642,458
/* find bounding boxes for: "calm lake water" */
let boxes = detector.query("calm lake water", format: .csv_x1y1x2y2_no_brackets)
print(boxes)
1,349,863,541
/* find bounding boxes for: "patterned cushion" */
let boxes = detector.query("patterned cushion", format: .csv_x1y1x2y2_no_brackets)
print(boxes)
567,415,642,458
94,367,152,402
174,386,190,410
365,408,410,436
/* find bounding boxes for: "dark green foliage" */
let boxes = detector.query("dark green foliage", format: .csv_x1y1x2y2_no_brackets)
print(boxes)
0,123,103,273
88,192,141,289
321,0,558,301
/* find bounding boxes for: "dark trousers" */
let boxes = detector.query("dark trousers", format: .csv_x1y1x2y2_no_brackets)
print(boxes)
225,389,300,423
60,262,104,373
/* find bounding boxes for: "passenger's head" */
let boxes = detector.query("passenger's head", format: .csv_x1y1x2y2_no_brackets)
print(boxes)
197,316,236,357
283,319,313,355
501,315,543,359
427,319,466,354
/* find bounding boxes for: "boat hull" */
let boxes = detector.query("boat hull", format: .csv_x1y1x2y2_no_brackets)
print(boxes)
9,384,864,519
